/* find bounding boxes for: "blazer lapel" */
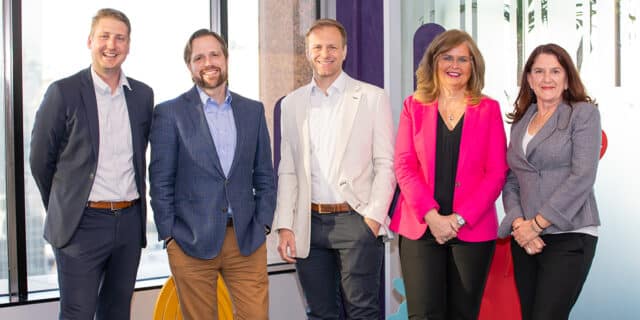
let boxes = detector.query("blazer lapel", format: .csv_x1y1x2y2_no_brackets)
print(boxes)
333,76,361,167
123,84,142,177
227,92,244,178
295,85,313,181
525,103,565,157
183,87,225,177
457,104,476,174
424,102,438,185
80,68,99,160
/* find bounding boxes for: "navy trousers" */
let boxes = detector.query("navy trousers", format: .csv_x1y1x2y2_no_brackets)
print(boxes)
296,210,384,320
53,203,142,320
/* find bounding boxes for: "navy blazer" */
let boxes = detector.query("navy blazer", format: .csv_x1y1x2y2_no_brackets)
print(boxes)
499,101,601,237
30,67,154,248
149,87,276,259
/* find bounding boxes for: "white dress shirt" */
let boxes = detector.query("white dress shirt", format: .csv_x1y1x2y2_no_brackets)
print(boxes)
88,67,139,202
309,72,348,204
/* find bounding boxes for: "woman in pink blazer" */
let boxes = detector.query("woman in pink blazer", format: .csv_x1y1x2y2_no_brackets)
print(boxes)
389,29,508,319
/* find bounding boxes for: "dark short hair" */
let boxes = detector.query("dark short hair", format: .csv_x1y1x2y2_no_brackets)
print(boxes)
184,29,228,64
507,43,593,123
91,8,131,37
305,19,347,48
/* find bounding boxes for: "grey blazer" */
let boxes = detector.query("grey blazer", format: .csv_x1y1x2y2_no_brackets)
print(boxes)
498,101,601,238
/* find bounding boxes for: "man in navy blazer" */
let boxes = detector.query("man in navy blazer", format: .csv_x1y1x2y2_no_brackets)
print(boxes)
150,29,276,319
29,9,153,320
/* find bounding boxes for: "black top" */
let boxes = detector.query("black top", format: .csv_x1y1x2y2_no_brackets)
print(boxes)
434,114,464,215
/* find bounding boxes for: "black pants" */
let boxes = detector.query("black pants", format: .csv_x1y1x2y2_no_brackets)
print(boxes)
399,230,495,320
54,204,142,320
296,210,384,320
511,233,597,320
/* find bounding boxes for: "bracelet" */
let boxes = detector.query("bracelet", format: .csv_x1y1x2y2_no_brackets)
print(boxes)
533,216,546,231
530,222,542,233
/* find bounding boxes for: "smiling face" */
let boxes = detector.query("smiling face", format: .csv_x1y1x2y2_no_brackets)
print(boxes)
187,35,228,90
527,53,568,107
87,17,130,77
306,25,347,85
436,43,472,92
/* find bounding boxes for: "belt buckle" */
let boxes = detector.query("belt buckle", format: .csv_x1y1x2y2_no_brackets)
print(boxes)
318,205,331,214
110,202,121,213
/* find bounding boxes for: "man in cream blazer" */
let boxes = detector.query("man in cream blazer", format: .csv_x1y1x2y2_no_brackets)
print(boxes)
273,19,396,319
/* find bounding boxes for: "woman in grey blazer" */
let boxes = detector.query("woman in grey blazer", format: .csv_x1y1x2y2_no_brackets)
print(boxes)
498,43,601,320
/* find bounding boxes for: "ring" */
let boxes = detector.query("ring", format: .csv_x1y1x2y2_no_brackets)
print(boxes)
526,248,532,254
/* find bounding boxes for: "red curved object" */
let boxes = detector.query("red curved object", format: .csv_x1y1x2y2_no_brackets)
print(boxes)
600,130,607,159
478,237,521,320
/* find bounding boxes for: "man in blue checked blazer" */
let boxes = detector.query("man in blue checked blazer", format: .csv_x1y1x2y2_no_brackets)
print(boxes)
149,29,276,319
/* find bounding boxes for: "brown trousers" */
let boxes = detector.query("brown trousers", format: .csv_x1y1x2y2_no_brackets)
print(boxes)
167,226,269,320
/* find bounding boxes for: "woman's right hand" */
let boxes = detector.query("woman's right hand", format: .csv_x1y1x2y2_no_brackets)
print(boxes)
523,236,546,255
424,209,459,244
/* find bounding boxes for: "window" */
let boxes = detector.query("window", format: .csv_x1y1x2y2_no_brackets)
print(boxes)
0,7,7,296
226,0,316,265
21,0,210,295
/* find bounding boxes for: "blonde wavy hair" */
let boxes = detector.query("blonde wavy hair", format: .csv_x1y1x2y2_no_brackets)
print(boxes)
414,29,485,105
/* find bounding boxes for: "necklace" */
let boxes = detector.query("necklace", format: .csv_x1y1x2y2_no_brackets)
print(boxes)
448,114,454,121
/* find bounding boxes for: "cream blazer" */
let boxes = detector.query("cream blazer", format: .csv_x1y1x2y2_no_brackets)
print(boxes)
272,73,396,258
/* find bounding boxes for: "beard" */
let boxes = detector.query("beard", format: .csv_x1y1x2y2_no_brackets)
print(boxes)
193,66,227,89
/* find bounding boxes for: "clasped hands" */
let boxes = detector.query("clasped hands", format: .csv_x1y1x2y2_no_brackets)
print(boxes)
512,217,546,255
424,209,460,244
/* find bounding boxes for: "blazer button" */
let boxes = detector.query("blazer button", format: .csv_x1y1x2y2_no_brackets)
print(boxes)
455,182,460,188
89,173,94,180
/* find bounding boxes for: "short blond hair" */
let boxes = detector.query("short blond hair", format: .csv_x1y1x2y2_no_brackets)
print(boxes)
305,19,347,48
90,8,131,37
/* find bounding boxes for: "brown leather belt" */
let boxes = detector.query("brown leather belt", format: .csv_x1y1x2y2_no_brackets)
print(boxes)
87,199,138,210
311,202,352,214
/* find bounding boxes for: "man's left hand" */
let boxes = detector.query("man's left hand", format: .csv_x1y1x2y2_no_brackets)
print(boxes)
364,217,380,236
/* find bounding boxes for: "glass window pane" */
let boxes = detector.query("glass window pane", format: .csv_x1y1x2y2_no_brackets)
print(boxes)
0,10,7,298
22,0,209,294
227,0,315,265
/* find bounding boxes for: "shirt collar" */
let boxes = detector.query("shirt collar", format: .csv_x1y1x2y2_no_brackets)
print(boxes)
90,66,131,95
311,71,346,96
197,86,233,107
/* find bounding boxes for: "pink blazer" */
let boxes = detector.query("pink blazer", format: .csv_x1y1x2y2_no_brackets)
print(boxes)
389,95,508,242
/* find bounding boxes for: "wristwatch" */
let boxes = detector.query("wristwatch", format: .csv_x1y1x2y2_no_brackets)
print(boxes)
454,214,466,227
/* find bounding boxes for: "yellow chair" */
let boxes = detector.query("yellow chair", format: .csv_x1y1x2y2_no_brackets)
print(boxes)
153,276,234,319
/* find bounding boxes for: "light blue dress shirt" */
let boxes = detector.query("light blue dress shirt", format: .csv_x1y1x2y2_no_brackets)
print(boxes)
197,87,236,217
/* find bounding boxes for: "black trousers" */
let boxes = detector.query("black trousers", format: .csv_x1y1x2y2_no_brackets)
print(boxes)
53,204,142,320
511,233,597,320
399,230,495,320
296,210,384,320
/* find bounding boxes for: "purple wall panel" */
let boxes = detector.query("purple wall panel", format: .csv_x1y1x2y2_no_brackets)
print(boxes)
336,0,384,88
